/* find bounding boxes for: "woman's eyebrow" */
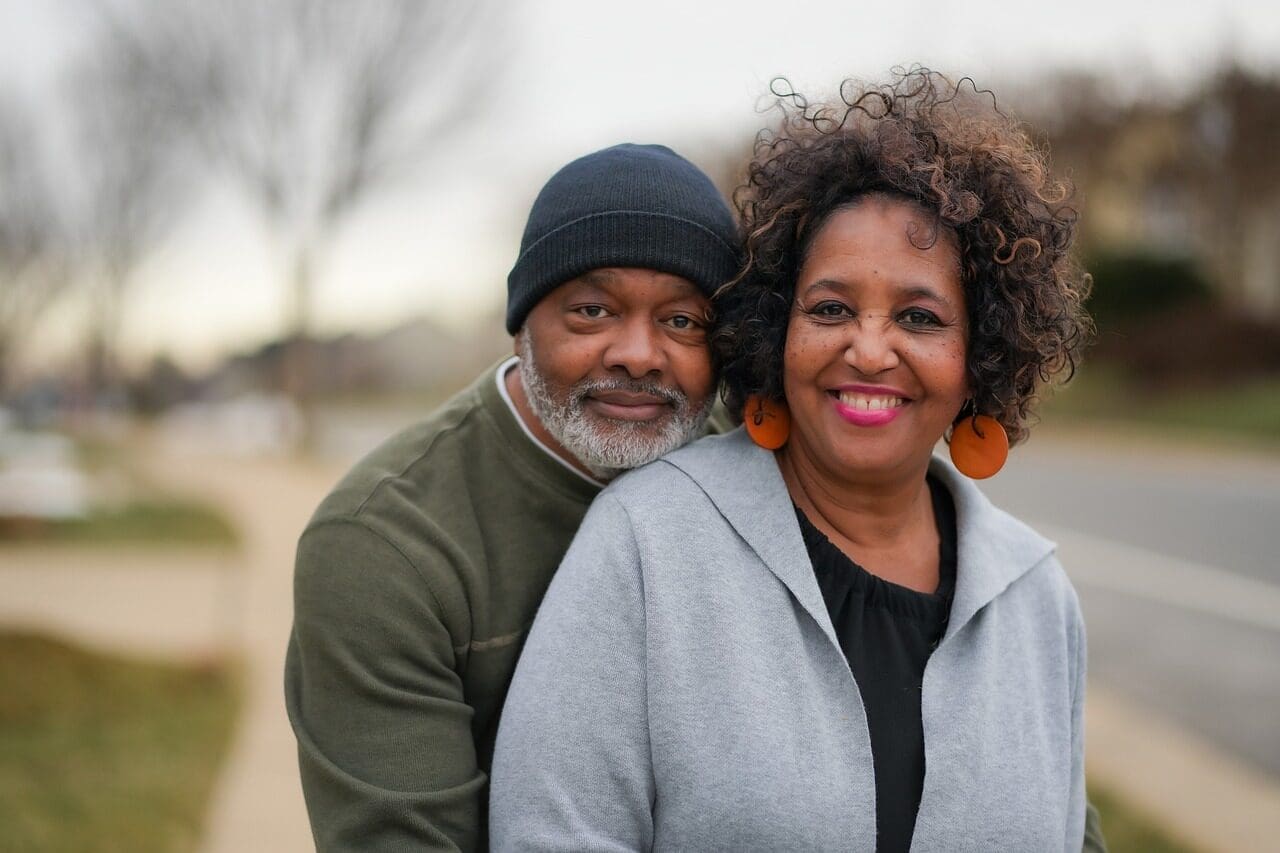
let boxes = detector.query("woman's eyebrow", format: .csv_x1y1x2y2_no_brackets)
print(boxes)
801,279,956,310
899,285,955,309
800,279,848,297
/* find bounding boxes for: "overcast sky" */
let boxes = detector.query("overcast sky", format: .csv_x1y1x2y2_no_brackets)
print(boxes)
3,0,1278,372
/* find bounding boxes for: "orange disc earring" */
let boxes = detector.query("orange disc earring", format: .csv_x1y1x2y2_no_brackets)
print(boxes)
743,395,790,449
949,413,1008,479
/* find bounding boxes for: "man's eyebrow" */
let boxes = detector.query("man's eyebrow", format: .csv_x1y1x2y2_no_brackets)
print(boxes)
577,269,619,287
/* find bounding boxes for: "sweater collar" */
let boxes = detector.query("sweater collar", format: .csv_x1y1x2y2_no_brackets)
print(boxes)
478,358,602,505
661,428,1055,644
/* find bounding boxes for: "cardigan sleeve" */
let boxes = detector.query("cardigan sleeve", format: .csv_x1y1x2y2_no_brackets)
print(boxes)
1067,599,1089,852
490,493,654,852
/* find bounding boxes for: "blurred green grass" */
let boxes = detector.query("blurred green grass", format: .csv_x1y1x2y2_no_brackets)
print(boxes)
0,500,238,547
1042,368,1280,447
1090,780,1198,853
0,632,241,853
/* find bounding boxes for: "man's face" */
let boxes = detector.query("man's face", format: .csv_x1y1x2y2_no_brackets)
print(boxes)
516,267,716,479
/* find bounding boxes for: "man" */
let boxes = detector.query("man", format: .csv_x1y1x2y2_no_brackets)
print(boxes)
285,143,739,851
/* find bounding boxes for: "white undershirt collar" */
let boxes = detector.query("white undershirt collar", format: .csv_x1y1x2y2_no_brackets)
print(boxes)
496,356,604,487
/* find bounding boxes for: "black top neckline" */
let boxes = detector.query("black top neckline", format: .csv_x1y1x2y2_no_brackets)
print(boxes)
794,474,957,623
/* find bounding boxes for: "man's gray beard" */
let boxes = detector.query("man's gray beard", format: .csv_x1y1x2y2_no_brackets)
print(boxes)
516,335,713,481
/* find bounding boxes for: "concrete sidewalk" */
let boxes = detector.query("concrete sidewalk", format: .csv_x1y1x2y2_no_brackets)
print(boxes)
0,547,239,659
140,454,345,853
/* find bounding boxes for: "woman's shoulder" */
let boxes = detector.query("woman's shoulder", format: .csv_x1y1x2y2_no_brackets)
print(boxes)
604,428,759,507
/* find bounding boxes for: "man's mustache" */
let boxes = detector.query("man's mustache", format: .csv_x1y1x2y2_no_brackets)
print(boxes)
570,377,686,408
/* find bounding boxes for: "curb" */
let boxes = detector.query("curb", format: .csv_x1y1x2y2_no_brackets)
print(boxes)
1088,684,1280,853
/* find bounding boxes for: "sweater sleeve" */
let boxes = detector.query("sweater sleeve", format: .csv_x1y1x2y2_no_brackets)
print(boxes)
490,493,654,852
284,518,484,852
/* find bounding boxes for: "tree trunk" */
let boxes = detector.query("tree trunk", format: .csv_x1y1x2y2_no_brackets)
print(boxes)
283,241,316,454
86,272,125,407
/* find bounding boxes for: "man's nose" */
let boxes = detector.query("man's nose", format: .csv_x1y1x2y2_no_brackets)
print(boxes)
843,317,901,375
604,318,666,379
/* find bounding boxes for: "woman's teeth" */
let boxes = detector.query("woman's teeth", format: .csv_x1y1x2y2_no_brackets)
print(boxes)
838,393,904,411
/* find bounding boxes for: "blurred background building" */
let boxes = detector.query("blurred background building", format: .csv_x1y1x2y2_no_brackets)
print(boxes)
1,1,1277,851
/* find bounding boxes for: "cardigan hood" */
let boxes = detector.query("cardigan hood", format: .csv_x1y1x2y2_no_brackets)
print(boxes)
659,428,1057,645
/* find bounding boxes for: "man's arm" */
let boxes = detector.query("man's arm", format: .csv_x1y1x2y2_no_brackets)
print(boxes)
285,518,483,852
1084,799,1108,852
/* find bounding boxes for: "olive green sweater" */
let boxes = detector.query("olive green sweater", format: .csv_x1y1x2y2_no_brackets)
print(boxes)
285,360,600,852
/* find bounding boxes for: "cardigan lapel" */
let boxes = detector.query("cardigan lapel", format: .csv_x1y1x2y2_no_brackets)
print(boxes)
928,457,1057,643
663,430,1058,649
662,429,843,651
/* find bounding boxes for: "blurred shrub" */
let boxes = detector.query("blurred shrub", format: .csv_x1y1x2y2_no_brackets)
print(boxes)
1084,249,1214,331
1082,248,1280,388
0,500,239,548
1091,302,1280,387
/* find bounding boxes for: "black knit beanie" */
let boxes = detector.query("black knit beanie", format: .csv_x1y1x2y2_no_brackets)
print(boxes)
506,143,739,334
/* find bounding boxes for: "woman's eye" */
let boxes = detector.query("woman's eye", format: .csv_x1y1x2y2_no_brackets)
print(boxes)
809,301,852,319
667,315,702,330
901,308,942,326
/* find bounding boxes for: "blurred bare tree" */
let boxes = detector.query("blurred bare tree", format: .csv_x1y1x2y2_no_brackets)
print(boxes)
103,0,498,399
66,29,193,399
1015,65,1280,321
1191,68,1280,317
0,96,68,394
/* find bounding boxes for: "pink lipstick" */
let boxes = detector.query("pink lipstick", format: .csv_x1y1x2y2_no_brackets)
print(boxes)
830,386,907,427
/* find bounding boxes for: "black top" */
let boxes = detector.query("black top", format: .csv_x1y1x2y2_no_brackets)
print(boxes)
795,476,957,853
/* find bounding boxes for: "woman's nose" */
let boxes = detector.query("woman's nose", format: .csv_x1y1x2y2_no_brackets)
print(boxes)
842,317,901,375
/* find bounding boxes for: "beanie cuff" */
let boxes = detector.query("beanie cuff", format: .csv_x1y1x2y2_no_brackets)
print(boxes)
506,210,739,334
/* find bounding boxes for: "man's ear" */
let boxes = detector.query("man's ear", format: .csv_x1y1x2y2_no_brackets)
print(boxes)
512,328,524,358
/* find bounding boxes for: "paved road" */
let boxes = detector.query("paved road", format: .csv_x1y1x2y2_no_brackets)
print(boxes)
981,431,1280,779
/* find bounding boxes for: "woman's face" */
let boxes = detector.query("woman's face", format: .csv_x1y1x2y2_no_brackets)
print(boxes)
782,197,970,483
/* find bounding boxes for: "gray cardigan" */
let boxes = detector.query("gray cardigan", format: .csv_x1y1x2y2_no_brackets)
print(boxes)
491,429,1087,852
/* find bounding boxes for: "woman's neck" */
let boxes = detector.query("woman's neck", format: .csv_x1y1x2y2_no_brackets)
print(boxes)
777,441,940,591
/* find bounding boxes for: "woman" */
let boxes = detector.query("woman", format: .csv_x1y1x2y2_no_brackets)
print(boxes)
490,70,1093,851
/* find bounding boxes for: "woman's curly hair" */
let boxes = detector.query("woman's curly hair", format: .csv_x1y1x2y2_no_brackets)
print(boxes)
713,68,1093,445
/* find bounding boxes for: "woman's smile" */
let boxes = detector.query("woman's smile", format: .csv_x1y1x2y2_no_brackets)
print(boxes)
830,385,908,426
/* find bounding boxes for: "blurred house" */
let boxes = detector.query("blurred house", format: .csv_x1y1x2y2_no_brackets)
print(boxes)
0,429,89,519
1038,68,1280,319
200,311,510,402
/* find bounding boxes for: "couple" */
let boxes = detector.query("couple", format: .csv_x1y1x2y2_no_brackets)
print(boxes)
286,71,1100,852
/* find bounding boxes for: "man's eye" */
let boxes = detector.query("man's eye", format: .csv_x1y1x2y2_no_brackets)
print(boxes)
576,306,608,319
